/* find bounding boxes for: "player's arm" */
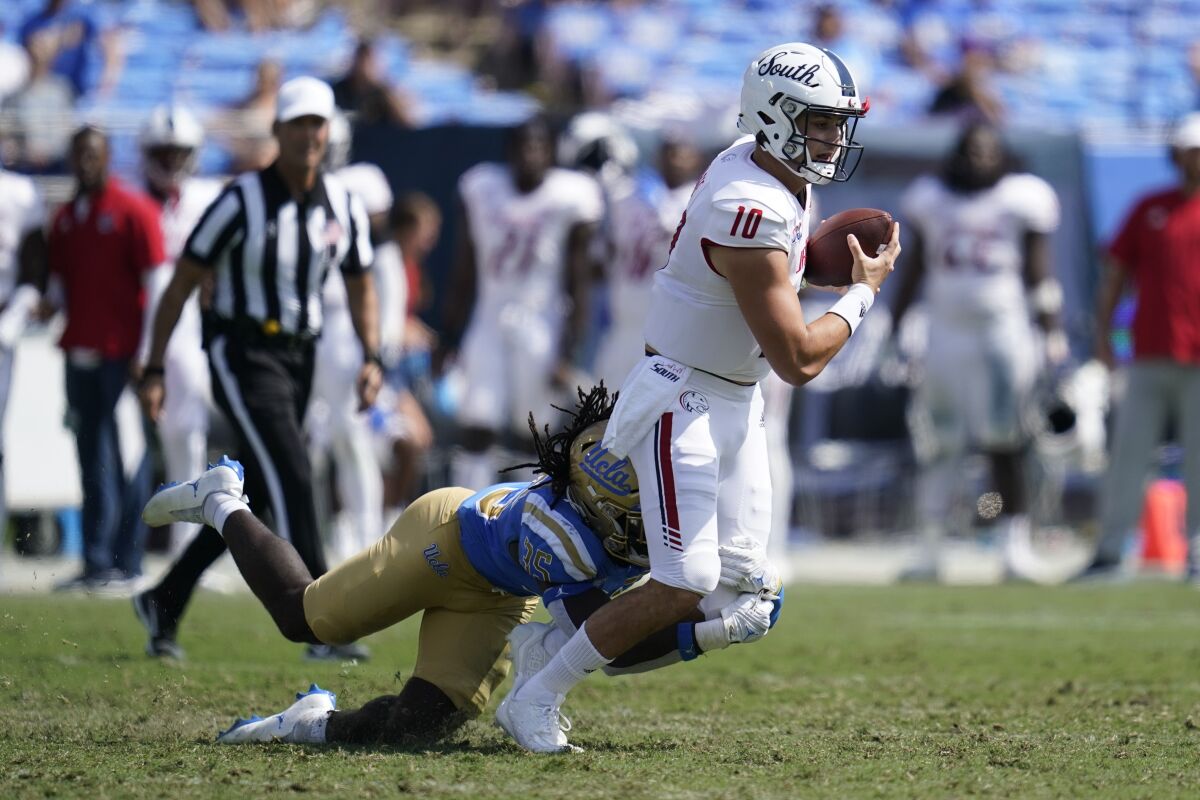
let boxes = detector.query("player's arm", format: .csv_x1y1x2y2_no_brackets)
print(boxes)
888,226,926,333
558,220,597,378
1022,229,1068,364
716,224,899,386
342,193,383,409
0,227,48,348
435,199,476,372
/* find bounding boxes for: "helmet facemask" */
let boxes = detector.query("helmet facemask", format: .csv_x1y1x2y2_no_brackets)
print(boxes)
568,485,648,568
143,145,197,195
770,99,864,186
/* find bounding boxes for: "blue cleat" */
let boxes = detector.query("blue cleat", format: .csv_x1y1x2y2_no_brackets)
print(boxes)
216,686,337,744
142,456,246,527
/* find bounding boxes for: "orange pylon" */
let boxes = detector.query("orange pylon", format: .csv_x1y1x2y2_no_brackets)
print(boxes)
1139,479,1188,573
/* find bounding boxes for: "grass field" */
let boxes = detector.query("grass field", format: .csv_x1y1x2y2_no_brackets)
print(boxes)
3,584,1200,799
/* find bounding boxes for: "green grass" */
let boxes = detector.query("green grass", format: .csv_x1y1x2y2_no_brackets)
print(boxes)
3,585,1200,799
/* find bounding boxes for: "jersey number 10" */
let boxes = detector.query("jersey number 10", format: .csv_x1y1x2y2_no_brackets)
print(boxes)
730,206,764,239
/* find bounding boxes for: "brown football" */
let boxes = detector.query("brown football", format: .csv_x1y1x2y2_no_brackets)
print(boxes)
804,208,894,288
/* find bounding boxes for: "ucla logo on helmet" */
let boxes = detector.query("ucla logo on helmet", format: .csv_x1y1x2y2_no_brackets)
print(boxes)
581,446,636,497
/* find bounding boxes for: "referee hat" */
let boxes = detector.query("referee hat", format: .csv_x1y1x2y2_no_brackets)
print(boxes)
276,77,335,123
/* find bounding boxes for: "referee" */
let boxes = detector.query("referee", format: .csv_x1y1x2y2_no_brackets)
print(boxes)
135,76,382,661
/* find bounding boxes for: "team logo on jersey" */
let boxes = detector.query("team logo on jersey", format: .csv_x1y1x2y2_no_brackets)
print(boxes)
680,391,710,414
581,446,636,497
423,543,449,578
651,361,684,382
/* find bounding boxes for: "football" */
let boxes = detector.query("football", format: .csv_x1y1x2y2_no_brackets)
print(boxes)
804,208,895,288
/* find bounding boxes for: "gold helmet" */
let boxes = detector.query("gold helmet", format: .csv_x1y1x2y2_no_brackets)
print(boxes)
568,420,647,567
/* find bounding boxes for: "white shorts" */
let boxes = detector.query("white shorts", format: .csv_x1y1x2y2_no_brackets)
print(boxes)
626,366,772,599
909,319,1037,461
457,303,563,431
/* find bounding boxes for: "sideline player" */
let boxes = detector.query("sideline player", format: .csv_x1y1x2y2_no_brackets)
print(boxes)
438,118,603,491
496,42,899,752
138,105,222,555
890,122,1063,581
140,387,777,744
0,160,46,540
594,134,704,388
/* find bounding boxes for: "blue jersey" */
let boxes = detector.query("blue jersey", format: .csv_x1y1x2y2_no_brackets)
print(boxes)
457,480,644,605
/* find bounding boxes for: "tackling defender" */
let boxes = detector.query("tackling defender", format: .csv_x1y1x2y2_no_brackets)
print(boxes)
141,387,779,744
497,42,900,753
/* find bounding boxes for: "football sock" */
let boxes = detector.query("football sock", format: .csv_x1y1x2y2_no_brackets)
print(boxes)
203,492,250,535
519,622,611,700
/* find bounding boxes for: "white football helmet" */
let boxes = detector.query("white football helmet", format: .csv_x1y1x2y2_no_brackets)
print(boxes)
737,42,868,185
140,104,204,192
558,111,638,176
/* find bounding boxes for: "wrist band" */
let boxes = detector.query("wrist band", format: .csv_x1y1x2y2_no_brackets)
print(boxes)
364,350,384,369
141,365,165,379
827,283,875,335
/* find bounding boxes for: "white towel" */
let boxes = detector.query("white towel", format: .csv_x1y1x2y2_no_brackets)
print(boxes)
602,355,692,458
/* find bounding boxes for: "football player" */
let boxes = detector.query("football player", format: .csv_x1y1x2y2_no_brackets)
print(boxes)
594,134,704,388
0,154,47,539
137,104,222,557
496,42,899,753
139,386,778,744
438,117,603,491
890,122,1064,582
307,114,394,567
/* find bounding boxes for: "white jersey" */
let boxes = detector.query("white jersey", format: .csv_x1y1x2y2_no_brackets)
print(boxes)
0,169,45,302
159,177,223,351
644,137,810,383
459,163,603,315
596,173,693,386
900,173,1059,328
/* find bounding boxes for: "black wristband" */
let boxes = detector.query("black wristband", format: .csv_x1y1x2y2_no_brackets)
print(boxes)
365,350,384,369
142,365,165,379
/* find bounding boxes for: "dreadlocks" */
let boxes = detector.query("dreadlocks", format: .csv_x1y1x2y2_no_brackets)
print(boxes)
505,384,618,498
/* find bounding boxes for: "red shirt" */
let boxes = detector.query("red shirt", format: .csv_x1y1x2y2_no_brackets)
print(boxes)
1109,187,1200,364
48,178,165,359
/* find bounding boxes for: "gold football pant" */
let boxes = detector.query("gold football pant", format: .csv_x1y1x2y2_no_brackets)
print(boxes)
302,487,537,714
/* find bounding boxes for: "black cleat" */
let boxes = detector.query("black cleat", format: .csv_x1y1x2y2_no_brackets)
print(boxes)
304,642,370,662
133,590,185,660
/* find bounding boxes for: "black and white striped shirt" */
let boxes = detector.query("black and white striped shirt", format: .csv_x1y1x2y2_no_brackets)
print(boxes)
183,163,373,337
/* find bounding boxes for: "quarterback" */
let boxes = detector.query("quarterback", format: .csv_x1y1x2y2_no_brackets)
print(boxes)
497,42,900,753
140,386,779,744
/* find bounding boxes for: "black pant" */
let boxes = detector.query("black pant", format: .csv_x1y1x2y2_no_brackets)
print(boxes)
153,333,325,624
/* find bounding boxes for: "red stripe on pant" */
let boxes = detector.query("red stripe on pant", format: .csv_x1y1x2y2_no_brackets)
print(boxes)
657,412,683,550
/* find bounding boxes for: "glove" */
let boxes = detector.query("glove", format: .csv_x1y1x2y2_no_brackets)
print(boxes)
718,535,783,597
692,592,776,653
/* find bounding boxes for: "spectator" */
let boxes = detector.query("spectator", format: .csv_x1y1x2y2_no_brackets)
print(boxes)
47,126,165,591
811,5,878,95
928,42,1004,124
332,40,415,128
0,25,31,104
1075,114,1200,581
3,30,74,172
18,0,121,98
227,57,281,172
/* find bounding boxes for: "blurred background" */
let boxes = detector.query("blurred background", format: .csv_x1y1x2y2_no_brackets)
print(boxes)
3,0,1197,587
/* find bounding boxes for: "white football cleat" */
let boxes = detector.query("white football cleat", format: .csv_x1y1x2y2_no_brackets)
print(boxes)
507,621,556,697
217,684,337,744
495,688,580,754
143,456,245,527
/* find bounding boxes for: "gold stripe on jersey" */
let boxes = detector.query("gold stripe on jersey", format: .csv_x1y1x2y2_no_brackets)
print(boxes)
523,494,596,581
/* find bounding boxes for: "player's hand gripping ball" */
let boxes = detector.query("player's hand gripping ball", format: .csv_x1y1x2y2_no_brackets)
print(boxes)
804,208,895,288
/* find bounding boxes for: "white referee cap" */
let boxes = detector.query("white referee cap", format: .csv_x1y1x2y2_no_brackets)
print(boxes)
276,76,335,123
1170,113,1200,150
